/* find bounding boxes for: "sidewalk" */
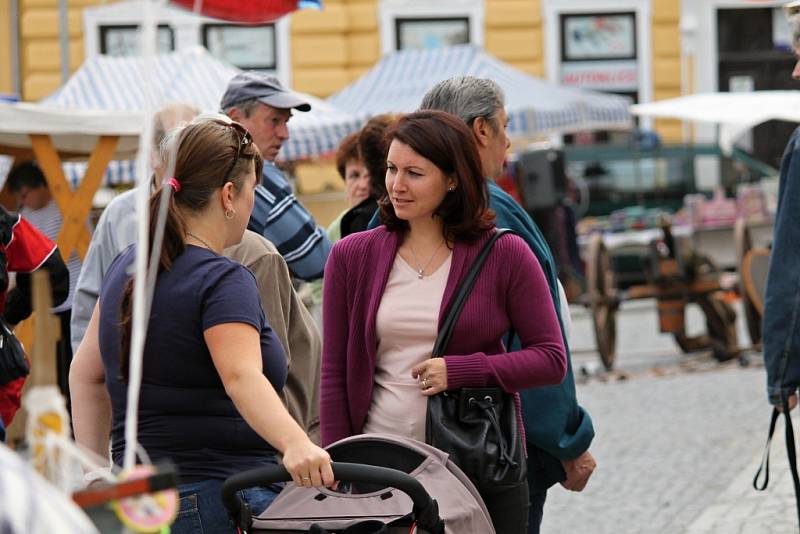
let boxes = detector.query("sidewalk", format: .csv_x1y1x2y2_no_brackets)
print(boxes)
540,299,799,534
686,420,798,534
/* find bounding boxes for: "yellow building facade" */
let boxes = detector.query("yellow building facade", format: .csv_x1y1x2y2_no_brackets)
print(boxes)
4,0,680,128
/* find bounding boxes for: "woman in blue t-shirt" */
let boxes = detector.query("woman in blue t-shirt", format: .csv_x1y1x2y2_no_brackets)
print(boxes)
70,117,334,533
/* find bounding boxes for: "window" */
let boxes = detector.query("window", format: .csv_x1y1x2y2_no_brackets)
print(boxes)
202,24,277,71
560,13,637,61
83,1,290,82
394,17,470,51
379,0,483,54
99,24,174,56
558,12,639,93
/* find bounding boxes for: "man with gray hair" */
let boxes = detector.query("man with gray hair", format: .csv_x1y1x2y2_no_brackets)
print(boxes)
421,76,596,534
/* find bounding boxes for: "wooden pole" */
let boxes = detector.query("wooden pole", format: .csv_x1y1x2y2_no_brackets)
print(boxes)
5,271,58,446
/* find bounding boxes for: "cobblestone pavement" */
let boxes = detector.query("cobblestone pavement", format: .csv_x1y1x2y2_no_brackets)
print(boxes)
539,300,798,534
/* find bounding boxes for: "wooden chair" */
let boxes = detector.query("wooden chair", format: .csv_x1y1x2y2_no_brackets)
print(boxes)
741,248,771,316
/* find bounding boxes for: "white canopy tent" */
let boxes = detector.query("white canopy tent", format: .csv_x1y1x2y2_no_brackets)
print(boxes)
27,47,362,185
630,91,800,152
0,103,142,160
329,45,633,137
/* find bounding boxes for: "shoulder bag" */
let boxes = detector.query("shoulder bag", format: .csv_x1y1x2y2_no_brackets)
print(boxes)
425,229,526,489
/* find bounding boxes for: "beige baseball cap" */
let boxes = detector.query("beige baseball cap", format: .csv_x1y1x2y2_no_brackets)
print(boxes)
786,1,800,18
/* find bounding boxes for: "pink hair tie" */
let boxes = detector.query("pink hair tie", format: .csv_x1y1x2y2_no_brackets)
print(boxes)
165,177,181,192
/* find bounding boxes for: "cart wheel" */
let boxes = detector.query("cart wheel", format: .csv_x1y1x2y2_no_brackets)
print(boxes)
697,293,739,362
735,219,762,345
587,234,618,370
672,331,711,353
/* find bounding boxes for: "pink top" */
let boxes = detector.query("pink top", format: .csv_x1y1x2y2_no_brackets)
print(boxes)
321,227,567,447
364,252,452,441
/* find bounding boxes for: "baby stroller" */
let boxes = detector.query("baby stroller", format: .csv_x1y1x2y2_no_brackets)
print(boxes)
221,433,495,534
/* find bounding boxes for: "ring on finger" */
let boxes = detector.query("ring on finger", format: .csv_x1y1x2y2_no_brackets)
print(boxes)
301,475,311,481
422,377,428,388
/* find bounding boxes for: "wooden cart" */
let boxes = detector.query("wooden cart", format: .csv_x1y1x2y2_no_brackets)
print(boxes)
585,221,740,370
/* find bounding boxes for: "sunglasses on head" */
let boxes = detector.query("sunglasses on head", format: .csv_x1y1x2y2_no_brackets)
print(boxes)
193,113,254,180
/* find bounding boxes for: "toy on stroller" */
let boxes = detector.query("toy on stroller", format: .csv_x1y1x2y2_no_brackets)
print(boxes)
221,434,495,534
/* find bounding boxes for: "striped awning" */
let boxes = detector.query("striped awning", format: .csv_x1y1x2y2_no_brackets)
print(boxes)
40,47,360,186
329,45,632,138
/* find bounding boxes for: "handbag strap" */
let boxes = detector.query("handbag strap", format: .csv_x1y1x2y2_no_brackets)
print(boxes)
431,229,513,358
753,401,800,533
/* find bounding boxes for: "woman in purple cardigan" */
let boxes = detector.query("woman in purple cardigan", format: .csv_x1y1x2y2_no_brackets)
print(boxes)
321,111,567,533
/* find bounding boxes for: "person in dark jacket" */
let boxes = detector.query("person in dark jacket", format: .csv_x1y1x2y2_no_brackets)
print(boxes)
764,3,800,409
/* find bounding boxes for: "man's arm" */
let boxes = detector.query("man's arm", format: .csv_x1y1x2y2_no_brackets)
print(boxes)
226,232,322,441
248,167,331,282
488,181,596,491
764,129,800,405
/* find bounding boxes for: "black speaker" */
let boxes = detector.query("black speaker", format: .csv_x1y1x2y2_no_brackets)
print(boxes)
515,149,566,211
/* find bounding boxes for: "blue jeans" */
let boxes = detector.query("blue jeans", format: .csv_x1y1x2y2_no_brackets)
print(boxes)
172,479,280,534
527,488,547,534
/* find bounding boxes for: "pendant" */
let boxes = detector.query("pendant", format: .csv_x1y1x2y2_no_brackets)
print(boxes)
417,269,424,279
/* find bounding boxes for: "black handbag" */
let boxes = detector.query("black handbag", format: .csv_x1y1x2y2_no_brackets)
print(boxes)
0,316,28,385
425,229,526,489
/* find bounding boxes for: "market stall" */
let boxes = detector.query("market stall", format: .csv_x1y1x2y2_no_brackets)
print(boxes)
40,46,361,187
329,44,633,137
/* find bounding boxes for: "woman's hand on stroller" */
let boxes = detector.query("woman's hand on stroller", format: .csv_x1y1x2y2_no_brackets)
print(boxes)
283,439,337,490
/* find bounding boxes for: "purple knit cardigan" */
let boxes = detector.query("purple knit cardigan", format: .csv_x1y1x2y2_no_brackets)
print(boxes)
320,227,567,447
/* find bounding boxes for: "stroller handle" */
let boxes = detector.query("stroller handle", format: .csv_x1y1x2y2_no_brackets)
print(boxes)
221,462,443,533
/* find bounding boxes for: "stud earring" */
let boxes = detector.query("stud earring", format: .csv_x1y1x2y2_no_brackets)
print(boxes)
225,209,236,220
448,185,455,192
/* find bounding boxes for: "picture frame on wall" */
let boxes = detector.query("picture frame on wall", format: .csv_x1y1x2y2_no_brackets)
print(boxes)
202,23,277,71
560,12,637,61
99,25,175,56
395,17,470,51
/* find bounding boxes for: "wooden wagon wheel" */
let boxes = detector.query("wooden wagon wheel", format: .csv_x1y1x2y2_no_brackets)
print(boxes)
735,218,762,345
587,234,619,370
696,292,739,362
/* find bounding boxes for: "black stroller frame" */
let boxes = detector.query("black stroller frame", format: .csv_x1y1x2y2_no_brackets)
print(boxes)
221,462,445,534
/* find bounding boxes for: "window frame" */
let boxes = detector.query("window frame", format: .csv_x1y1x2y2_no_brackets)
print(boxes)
379,0,484,54
83,1,291,83
201,22,278,71
99,23,175,56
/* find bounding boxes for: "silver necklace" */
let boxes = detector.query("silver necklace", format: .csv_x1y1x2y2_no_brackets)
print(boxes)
409,239,445,279
186,231,217,253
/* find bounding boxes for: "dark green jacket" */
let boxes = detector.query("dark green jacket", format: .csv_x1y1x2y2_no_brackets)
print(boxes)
486,181,594,464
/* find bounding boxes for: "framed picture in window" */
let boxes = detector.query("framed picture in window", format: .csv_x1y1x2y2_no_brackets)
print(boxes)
561,12,636,61
202,24,276,71
395,17,470,51
99,24,174,56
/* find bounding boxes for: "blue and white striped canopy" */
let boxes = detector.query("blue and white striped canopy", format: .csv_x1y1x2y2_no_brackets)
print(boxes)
42,47,360,186
330,45,632,137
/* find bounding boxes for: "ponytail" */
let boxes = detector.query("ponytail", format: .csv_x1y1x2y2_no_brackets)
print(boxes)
118,184,185,382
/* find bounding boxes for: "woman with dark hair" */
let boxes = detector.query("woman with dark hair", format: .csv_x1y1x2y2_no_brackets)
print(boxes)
326,132,370,243
70,117,333,533
336,114,397,238
320,110,566,533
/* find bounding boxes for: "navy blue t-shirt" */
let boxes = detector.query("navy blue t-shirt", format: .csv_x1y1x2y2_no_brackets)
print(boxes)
99,245,288,482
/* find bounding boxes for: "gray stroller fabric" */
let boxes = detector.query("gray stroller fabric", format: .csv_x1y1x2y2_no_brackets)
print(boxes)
252,434,495,534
